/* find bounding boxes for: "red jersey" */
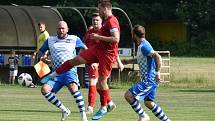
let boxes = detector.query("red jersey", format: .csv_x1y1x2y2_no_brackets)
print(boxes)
98,15,120,57
84,28,100,48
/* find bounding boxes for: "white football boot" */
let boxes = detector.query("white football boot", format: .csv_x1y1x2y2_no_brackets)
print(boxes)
81,112,88,121
61,108,71,121
86,106,93,115
138,114,150,121
107,101,116,112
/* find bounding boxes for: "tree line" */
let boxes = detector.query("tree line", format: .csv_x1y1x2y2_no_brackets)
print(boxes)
1,0,215,56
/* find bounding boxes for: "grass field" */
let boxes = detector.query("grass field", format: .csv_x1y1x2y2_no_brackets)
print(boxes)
0,85,215,121
1,57,215,121
168,57,215,88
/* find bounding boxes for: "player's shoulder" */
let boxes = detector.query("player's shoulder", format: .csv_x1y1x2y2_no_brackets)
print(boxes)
44,30,49,34
67,35,79,39
48,35,56,39
8,56,13,59
108,15,119,22
46,36,56,42
141,39,154,51
141,39,151,46
44,31,49,37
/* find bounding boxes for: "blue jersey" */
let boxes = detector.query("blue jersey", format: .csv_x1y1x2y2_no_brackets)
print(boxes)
40,35,85,71
137,39,157,83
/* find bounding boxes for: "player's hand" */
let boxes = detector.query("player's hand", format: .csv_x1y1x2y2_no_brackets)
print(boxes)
91,63,98,69
118,62,124,72
156,71,161,83
32,52,37,59
40,56,51,64
89,33,99,40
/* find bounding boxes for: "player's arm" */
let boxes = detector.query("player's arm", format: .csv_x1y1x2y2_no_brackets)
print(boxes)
78,44,88,54
32,50,38,59
116,55,124,71
82,34,89,50
40,56,51,64
151,51,162,82
91,30,119,43
38,39,50,64
76,36,88,54
121,58,137,65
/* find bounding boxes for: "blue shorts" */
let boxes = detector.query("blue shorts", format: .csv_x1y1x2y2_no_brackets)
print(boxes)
46,70,79,93
129,81,158,101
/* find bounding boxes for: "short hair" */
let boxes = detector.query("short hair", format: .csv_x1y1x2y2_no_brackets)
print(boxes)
98,0,111,3
92,13,100,18
38,21,45,26
99,0,112,8
10,49,15,54
133,25,145,38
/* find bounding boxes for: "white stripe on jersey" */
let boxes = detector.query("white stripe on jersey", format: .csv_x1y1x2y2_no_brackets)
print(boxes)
110,28,118,33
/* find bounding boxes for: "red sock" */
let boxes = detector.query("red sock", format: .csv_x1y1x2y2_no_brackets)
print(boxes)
106,89,111,103
97,89,106,106
97,89,111,107
56,60,73,74
88,85,96,107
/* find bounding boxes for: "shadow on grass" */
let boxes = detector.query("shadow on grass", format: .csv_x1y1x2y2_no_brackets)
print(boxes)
176,89,215,93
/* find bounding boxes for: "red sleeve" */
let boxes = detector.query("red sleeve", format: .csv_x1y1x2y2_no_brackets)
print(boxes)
55,60,73,74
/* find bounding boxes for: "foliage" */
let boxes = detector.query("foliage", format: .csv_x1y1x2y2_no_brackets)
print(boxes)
176,0,215,56
0,0,58,6
1,0,215,56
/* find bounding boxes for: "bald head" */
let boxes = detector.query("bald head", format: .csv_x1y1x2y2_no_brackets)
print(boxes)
57,21,69,38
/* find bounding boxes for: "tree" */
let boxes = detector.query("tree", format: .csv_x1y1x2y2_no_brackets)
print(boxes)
176,0,215,56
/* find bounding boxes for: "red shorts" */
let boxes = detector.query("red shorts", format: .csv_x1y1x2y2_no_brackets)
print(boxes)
87,63,99,79
79,47,116,77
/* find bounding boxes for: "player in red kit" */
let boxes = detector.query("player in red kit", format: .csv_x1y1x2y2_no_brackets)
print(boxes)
42,1,122,120
83,13,101,115
84,12,123,115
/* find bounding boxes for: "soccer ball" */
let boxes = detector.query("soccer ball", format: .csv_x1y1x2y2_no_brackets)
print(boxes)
18,73,33,86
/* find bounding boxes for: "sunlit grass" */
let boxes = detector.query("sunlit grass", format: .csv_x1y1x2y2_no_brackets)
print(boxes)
0,86,215,121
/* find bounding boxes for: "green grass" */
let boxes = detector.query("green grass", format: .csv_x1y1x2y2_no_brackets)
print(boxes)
1,57,215,120
0,85,215,121
167,57,215,88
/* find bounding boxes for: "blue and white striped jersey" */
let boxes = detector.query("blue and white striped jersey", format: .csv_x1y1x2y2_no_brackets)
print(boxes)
40,35,85,71
137,39,157,83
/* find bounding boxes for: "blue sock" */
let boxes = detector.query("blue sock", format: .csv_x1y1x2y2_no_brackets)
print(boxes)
151,103,170,121
43,92,62,108
130,99,145,117
72,90,85,112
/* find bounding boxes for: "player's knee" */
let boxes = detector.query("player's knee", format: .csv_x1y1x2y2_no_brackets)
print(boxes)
98,76,108,83
144,101,154,109
73,56,86,65
89,78,98,86
68,83,79,93
41,84,51,94
124,90,133,103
